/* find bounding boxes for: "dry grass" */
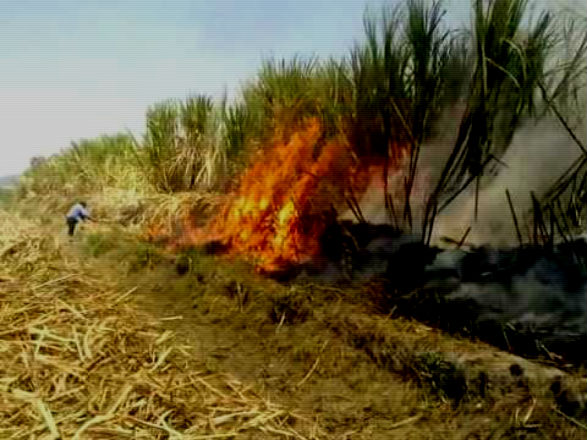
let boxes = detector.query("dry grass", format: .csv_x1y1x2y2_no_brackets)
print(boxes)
15,188,224,243
0,210,315,439
140,192,224,241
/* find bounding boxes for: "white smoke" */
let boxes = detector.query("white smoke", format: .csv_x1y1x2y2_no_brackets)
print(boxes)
339,110,587,248
432,117,586,247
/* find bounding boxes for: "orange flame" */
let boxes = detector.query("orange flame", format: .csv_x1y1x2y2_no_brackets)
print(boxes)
175,118,409,272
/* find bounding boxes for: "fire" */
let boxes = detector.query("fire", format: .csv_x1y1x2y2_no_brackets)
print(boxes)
206,118,358,271
174,118,410,272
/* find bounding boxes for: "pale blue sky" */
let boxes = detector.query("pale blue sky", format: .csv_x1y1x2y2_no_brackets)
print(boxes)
0,0,581,176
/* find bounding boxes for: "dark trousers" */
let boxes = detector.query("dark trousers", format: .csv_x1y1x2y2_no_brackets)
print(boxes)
66,217,78,236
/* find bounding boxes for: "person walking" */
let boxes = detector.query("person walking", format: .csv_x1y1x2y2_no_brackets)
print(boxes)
66,201,93,236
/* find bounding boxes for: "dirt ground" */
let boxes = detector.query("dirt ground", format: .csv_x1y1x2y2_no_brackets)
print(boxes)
97,240,586,439
15,216,587,439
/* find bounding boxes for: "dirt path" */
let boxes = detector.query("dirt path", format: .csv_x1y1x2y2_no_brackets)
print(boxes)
59,220,587,439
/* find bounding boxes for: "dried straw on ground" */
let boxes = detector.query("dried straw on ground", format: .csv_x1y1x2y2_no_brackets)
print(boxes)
0,211,312,439
17,189,224,245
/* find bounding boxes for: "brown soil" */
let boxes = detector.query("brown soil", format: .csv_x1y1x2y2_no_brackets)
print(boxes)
108,247,586,439
45,216,587,438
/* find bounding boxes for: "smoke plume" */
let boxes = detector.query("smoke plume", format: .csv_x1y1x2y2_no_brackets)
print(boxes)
433,117,586,246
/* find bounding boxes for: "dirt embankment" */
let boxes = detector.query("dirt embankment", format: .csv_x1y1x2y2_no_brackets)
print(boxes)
2,203,586,439
123,245,587,439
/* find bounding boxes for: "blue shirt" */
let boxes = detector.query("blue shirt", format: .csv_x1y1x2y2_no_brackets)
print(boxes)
66,204,90,221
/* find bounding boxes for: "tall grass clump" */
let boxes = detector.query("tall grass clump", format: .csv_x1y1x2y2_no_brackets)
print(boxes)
220,98,258,179
0,187,16,210
312,58,354,138
348,4,410,159
20,133,146,197
320,0,585,241
141,99,181,192
346,0,452,153
140,95,233,192
241,56,322,140
344,0,454,228
421,0,584,243
534,13,587,240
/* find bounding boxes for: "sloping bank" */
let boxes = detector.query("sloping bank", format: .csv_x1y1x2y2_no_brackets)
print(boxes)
0,208,314,438
4,193,586,439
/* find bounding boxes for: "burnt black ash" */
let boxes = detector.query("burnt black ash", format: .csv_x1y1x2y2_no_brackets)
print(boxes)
418,242,587,364
304,222,587,366
199,221,587,366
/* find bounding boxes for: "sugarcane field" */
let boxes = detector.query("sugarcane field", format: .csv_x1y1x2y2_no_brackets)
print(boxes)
1,0,586,438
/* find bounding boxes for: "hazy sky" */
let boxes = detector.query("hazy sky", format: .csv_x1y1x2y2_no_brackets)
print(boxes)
0,0,582,176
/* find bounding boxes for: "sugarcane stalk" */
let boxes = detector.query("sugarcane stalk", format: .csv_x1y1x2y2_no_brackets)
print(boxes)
506,189,523,247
